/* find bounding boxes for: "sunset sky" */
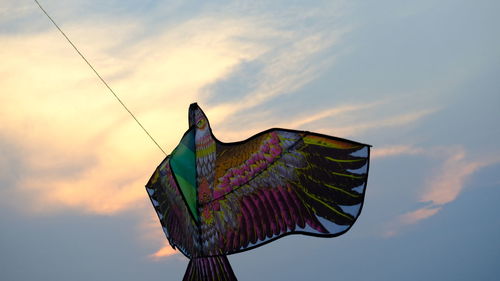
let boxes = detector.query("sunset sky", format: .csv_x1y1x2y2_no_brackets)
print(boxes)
1,0,499,280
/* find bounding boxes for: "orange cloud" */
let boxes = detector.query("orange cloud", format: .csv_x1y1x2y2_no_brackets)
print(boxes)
209,95,439,143
387,147,500,236
372,145,424,159
420,149,486,206
139,211,182,260
288,101,385,129
399,206,442,225
0,14,295,215
149,243,179,260
323,108,439,137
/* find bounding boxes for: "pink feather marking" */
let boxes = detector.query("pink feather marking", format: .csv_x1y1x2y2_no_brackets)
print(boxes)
267,189,284,234
271,187,293,232
260,189,280,236
224,230,233,253
277,185,297,232
233,221,241,251
286,187,307,228
238,202,252,248
250,194,268,241
242,196,260,244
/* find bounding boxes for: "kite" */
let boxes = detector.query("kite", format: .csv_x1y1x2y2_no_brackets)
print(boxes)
146,103,370,280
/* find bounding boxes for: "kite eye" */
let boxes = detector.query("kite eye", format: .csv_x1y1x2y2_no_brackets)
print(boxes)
197,118,206,129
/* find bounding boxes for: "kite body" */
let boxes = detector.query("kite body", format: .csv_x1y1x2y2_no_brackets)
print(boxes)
146,103,370,280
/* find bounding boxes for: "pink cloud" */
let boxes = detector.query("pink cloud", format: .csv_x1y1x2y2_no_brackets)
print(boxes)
399,206,442,225
420,150,486,205
385,146,499,236
149,243,179,260
320,108,439,137
138,212,181,260
371,145,424,159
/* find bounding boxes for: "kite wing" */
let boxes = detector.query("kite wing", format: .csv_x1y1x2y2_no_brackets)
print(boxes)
201,129,370,255
145,103,370,280
146,156,201,258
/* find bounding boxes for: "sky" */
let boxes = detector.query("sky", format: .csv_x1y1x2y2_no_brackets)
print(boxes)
1,0,499,280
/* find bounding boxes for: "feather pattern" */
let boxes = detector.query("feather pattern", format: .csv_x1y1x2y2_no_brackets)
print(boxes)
146,103,370,280
145,157,201,258
193,129,370,255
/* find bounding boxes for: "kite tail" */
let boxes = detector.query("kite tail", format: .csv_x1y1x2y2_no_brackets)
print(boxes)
183,255,237,281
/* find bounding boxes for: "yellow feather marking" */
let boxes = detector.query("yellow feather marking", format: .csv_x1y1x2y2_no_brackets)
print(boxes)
324,183,360,198
303,174,360,197
196,142,215,158
301,188,353,220
325,156,365,163
331,171,365,179
151,170,159,184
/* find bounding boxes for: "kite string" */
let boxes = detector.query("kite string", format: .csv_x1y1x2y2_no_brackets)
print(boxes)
33,0,167,156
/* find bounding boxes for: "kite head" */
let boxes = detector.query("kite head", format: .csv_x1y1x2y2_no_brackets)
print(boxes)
188,103,209,130
188,103,214,155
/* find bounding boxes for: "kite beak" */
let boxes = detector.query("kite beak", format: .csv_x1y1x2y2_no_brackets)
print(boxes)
188,103,199,127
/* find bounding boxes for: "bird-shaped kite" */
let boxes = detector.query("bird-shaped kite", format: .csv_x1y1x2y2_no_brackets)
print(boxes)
146,103,370,280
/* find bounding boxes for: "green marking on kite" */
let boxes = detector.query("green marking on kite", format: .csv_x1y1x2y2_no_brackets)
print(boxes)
170,129,198,221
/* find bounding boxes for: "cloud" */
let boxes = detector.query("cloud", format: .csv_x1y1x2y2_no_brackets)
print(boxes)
149,243,179,260
286,101,384,129
0,1,37,25
322,107,439,137
419,148,487,206
0,13,285,215
208,97,438,143
372,145,424,159
208,101,382,141
385,146,500,236
200,5,349,126
139,212,181,260
398,206,442,225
